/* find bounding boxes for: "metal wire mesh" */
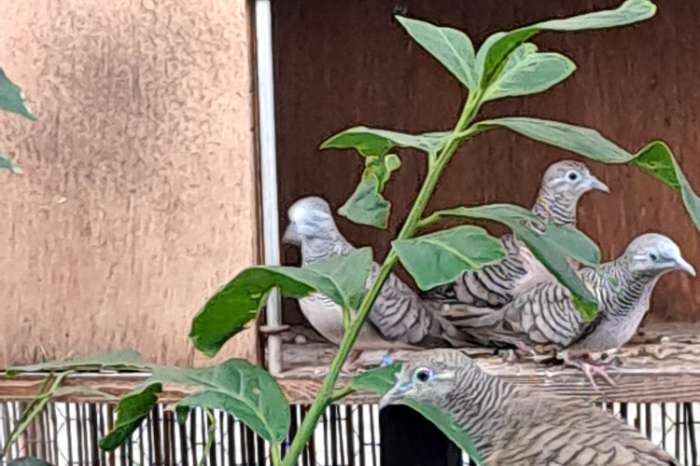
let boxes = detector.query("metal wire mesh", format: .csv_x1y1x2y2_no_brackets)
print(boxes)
0,400,698,465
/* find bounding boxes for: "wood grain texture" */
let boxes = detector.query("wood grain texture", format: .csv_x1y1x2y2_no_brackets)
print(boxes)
272,0,700,325
0,0,259,367
4,324,700,404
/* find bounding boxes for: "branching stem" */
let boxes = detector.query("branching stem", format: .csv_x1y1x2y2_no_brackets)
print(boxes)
280,90,483,466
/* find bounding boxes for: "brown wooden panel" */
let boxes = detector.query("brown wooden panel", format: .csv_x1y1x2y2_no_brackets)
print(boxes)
273,0,700,323
0,0,259,367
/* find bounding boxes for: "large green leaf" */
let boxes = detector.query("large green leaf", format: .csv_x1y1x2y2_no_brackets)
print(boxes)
478,0,656,92
351,365,485,465
428,204,600,319
339,153,401,228
306,247,373,309
190,248,372,357
395,16,477,90
102,360,289,451
321,126,451,157
0,68,36,121
321,127,451,228
392,226,506,290
6,350,147,377
482,43,576,101
474,117,700,230
0,154,21,174
177,360,290,443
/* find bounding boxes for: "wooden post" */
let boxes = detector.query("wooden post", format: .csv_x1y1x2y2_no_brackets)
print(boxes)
379,406,462,466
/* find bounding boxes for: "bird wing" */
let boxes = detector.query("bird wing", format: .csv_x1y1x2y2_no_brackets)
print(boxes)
423,234,556,310
449,280,586,348
492,394,679,466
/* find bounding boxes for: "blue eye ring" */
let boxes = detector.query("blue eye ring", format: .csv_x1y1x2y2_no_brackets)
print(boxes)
413,367,433,383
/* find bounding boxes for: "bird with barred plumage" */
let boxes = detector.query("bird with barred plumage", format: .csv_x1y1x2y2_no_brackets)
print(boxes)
447,233,695,388
282,196,469,362
424,160,609,309
380,349,679,466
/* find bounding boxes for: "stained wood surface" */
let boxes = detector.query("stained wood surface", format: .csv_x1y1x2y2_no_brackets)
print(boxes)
0,1,260,367
3,324,700,404
272,0,700,326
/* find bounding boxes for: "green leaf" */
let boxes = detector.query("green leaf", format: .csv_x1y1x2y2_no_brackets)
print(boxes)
102,360,289,451
478,0,656,91
395,16,477,90
351,365,486,465
306,247,372,309
7,458,52,466
482,43,576,101
0,154,21,174
0,68,36,121
392,226,506,290
322,127,450,228
429,204,600,320
339,153,401,228
100,382,163,451
190,249,373,357
6,350,147,377
177,360,290,443
321,126,451,156
474,117,700,231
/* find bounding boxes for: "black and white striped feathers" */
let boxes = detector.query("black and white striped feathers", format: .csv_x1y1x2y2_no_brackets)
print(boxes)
446,233,695,354
425,160,609,308
380,349,679,465
283,196,467,348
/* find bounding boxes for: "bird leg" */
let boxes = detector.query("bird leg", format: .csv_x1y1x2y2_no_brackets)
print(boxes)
563,353,617,390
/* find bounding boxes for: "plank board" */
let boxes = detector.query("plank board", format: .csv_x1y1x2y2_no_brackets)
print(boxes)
3,324,700,404
0,0,260,367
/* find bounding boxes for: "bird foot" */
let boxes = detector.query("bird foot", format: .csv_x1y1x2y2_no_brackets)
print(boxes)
566,357,617,390
341,350,365,374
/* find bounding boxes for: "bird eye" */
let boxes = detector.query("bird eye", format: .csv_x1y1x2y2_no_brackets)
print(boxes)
649,253,659,261
413,368,433,383
567,171,579,181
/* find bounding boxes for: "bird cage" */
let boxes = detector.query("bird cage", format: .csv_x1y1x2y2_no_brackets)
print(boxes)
3,0,700,465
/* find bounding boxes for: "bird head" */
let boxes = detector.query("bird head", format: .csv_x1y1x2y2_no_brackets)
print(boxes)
282,196,337,246
378,349,472,409
540,160,609,199
623,233,696,277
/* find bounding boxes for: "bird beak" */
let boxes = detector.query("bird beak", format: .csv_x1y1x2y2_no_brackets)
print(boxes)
674,255,696,276
378,383,411,410
587,175,610,193
282,223,299,245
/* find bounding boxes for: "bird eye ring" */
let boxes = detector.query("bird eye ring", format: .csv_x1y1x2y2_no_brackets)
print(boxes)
567,171,579,181
413,368,433,383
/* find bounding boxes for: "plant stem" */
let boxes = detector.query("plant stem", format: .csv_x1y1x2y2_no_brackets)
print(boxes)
197,409,216,466
271,442,283,466
280,92,483,466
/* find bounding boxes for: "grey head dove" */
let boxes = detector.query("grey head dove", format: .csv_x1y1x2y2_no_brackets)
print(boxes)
282,196,468,355
448,233,695,388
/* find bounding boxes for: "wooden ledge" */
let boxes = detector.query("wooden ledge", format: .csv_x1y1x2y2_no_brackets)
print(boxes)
2,323,700,404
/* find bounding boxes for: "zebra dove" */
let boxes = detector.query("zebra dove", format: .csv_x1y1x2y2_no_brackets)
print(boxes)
425,160,609,308
449,233,695,388
380,349,679,465
282,196,467,353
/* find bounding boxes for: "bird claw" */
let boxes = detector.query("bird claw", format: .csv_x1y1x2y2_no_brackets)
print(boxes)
574,360,617,390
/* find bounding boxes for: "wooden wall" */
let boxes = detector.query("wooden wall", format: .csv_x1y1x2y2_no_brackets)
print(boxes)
0,0,259,367
273,0,700,323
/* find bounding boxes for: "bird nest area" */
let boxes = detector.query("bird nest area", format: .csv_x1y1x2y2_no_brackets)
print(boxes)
273,322,700,404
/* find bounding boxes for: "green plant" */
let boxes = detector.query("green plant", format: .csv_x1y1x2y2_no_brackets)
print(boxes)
6,1,700,465
0,68,35,173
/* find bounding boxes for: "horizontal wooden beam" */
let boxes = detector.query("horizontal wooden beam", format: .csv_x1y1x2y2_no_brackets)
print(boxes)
2,323,699,404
